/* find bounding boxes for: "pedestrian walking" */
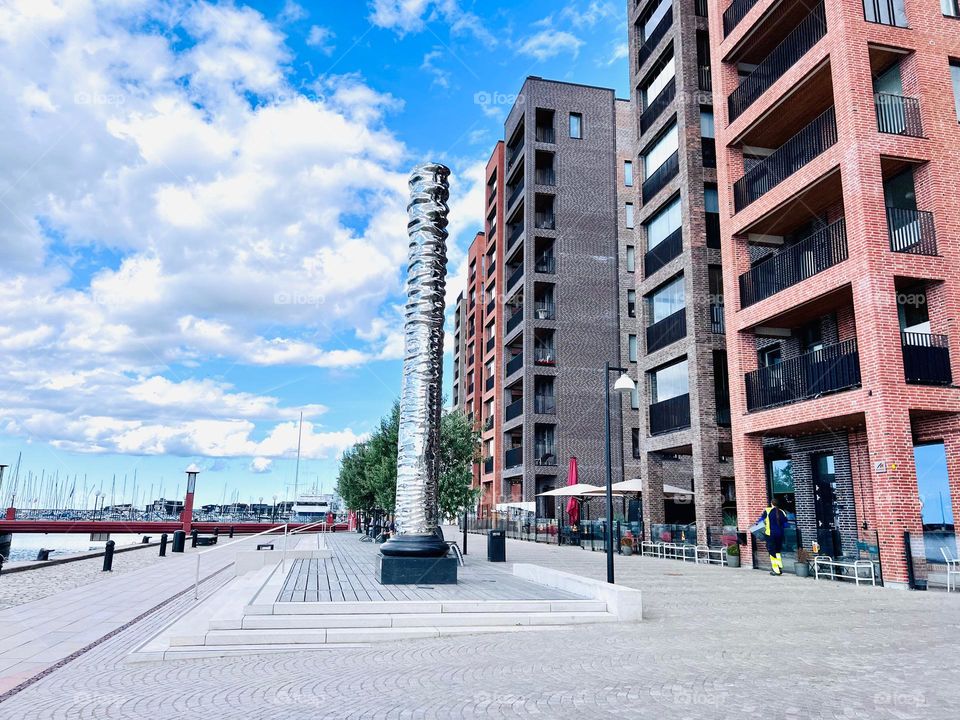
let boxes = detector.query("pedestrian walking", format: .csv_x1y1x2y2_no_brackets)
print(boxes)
755,498,788,576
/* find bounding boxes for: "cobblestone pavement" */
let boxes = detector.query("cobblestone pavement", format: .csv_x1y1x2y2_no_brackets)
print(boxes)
0,529,957,719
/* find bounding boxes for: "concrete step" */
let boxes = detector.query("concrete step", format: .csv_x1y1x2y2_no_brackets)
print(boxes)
238,610,617,630
246,599,607,616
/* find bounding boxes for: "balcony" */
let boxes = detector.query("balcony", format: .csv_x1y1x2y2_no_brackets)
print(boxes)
485,375,495,391
642,150,679,203
534,394,556,414
486,297,495,315
902,332,952,385
535,255,556,274
505,352,523,377
716,405,731,427
698,65,712,92
644,226,682,278
638,6,673,71
486,336,495,353
535,212,555,230
483,416,494,431
483,456,494,474
640,78,675,135
650,393,691,435
534,444,557,466
888,207,937,256
534,168,556,186
505,446,523,469
706,212,721,248
507,223,524,249
745,339,861,411
733,106,837,212
695,0,708,17
535,126,555,143
738,217,847,308
701,137,717,169
711,303,725,333
534,347,556,366
505,398,524,421
506,308,524,334
723,0,761,37
646,307,687,353
507,182,525,209
506,262,524,292
875,93,923,138
507,141,524,168
534,301,556,321
486,261,496,280
727,2,827,123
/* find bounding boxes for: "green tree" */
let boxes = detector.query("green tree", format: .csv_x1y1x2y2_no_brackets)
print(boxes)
437,409,481,520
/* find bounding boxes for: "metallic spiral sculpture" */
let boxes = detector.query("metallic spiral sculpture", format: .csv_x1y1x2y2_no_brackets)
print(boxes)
380,162,451,558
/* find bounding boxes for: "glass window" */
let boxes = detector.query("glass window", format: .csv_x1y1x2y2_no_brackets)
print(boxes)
624,161,634,187
643,0,672,39
631,387,640,409
768,458,795,513
944,0,960,18
642,55,675,107
569,112,582,139
951,61,960,122
704,185,719,213
625,203,635,229
645,195,681,249
643,124,678,177
626,245,636,272
627,290,637,318
629,334,638,362
863,0,907,26
648,275,685,325
700,109,715,139
651,358,688,402
631,429,641,459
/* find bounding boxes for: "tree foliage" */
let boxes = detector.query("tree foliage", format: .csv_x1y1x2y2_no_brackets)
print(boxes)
336,401,480,519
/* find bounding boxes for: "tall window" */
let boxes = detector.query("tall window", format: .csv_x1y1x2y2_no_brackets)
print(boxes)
700,109,715,139
643,124,678,178
951,60,960,122
944,0,960,18
624,161,634,187
650,358,688,403
643,0,672,40
645,195,681,250
569,112,583,139
629,334,638,362
642,55,675,108
704,185,719,213
631,429,641,459
648,275,685,325
626,245,636,272
627,290,637,318
625,203,635,229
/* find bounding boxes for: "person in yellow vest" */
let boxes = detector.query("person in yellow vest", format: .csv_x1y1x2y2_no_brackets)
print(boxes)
757,498,788,576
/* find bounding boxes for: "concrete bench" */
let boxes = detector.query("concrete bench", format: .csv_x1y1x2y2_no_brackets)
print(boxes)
195,536,218,547
813,556,876,586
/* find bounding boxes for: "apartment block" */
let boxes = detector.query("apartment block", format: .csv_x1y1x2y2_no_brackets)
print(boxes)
709,0,960,583
629,0,734,543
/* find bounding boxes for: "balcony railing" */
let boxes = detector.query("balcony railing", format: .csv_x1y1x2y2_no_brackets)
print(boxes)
507,141,524,167
486,337,495,353
646,307,687,353
902,333,952,385
733,106,837,212
486,261,496,280
716,405,731,427
535,126,555,143
638,6,673,70
738,217,847,308
701,137,716,169
644,226,682,278
535,168,556,186
650,393,691,435
698,65,712,92
505,446,523,469
640,78,675,135
706,212,721,248
642,150,679,203
727,2,827,122
887,207,937,256
695,0,708,17
711,303,725,333
486,298,495,315
534,395,556,414
507,262,524,291
723,0,761,36
507,182,524,209
506,308,524,334
534,347,556,366
505,398,524,421
863,0,908,27
534,444,557,466
745,339,861,411
535,255,556,274
534,301,556,320
506,352,523,377
483,416,493,431
875,93,923,138
483,456,494,474
535,212,556,230
507,223,524,247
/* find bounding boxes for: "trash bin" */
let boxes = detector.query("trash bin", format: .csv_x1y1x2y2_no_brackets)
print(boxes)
171,530,186,553
487,529,506,562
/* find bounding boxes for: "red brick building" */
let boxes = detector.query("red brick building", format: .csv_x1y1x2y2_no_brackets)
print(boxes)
709,0,960,584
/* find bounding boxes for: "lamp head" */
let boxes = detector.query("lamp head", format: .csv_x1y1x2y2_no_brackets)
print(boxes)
613,372,636,392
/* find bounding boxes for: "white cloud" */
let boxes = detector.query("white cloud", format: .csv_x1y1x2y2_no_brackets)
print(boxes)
421,48,451,89
603,41,628,66
250,457,273,473
368,0,496,46
306,25,336,55
517,30,584,61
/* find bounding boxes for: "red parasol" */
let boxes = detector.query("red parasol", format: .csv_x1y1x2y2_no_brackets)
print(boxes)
565,456,580,526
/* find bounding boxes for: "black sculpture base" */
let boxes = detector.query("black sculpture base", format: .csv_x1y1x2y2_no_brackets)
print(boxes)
376,553,458,585
379,533,449,558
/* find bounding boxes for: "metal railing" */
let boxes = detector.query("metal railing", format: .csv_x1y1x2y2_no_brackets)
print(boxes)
745,339,861,411
505,397,524,421
505,352,523,377
698,65,712,91
507,262,524,291
534,301,556,320
535,212,555,230
507,141,524,167
535,126,555,143
535,255,556,273
638,6,673,70
642,149,679,203
506,308,524,334
875,93,923,137
705,211,721,248
644,226,682,277
711,303,725,333
534,444,557,465
486,298,495,315
485,374,495,391
887,207,937,256
533,347,556,366
902,332,952,385
695,0,708,17
863,0,908,27
647,307,687,353
739,217,847,307
534,394,556,414
535,168,556,186
505,446,523,469
507,223,523,247
507,182,524,209
723,0,761,36
649,393,691,435
483,457,494,474
727,2,827,122
701,137,716,169
640,78,675,135
733,106,837,211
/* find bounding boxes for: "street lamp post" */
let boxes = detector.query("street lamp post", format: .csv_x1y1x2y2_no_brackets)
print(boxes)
604,361,636,585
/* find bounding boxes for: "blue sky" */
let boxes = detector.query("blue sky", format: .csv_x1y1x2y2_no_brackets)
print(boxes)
0,0,629,507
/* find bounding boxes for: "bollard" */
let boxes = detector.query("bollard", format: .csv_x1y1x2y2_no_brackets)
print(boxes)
172,530,186,553
102,540,115,572
0,554,4,575
229,526,234,539
159,533,168,557
191,529,199,548
213,528,220,537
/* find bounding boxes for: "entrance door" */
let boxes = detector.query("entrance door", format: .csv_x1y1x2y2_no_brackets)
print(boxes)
812,453,840,556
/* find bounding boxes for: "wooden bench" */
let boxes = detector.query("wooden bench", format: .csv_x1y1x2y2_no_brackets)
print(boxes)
813,555,876,586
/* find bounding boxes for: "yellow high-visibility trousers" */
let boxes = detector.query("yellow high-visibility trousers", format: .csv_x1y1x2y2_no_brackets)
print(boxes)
770,552,783,575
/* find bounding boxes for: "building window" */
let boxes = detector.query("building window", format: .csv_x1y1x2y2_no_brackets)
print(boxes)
647,275,685,325
631,429,641,459
945,0,960,18
627,290,637,318
951,60,960,122
642,0,672,41
626,245,636,272
642,55,675,108
645,195,681,250
650,358,688,403
700,109,715,139
643,124,678,179
569,112,583,139
624,161,634,187
625,203,635,229
629,334,638,362
630,387,640,409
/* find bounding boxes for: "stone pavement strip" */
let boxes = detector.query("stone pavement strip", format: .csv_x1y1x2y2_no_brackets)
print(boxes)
0,528,956,719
